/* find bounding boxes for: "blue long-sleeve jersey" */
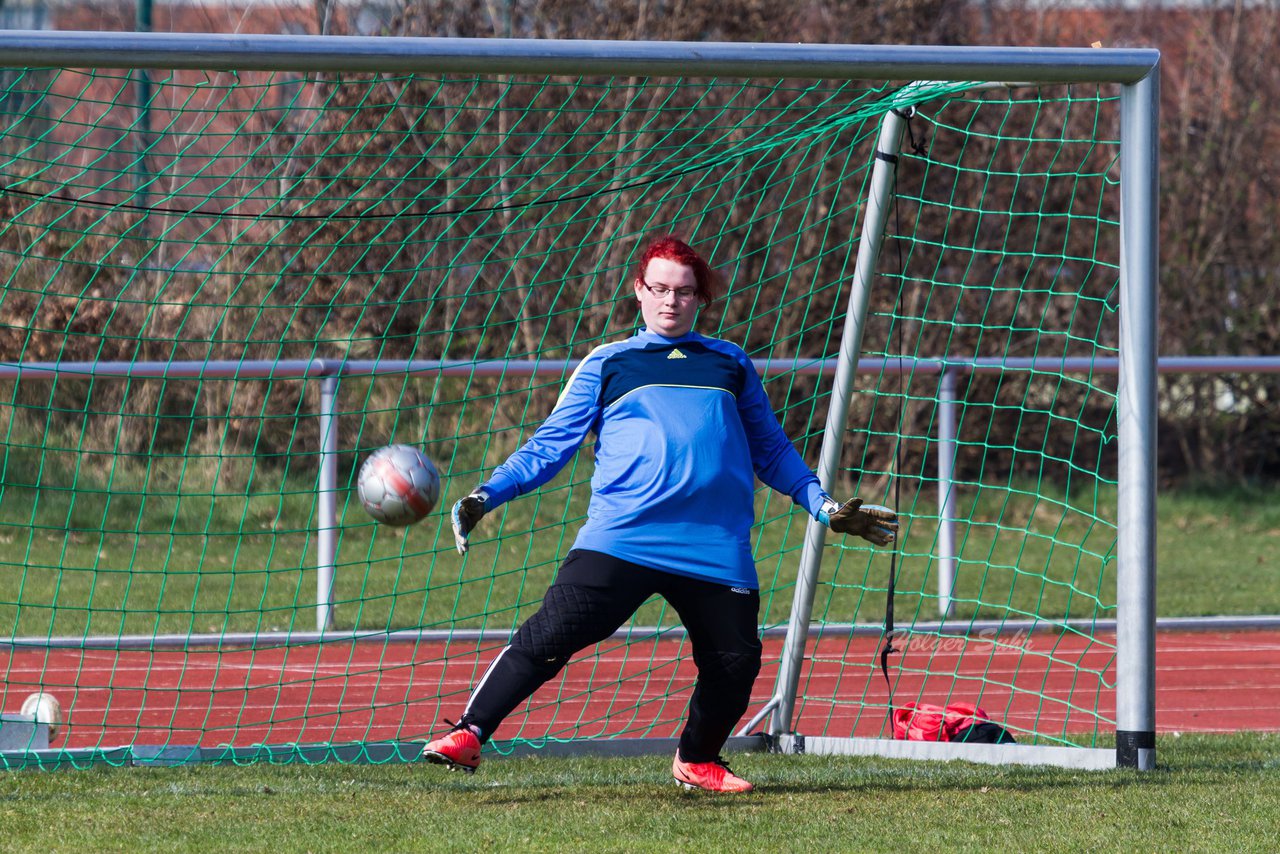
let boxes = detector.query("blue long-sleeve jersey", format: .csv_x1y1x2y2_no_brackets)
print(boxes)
480,328,830,588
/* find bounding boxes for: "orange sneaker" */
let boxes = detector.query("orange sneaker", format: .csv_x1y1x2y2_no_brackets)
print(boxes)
672,753,754,793
421,727,482,773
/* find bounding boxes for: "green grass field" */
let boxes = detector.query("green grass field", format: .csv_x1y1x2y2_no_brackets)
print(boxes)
4,454,1280,852
4,475,1280,639
2,733,1277,853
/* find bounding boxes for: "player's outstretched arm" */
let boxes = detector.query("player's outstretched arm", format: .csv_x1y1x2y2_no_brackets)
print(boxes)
451,489,490,554
819,498,899,547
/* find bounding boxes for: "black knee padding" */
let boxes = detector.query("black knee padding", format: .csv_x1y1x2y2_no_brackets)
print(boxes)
694,647,762,687
510,584,622,662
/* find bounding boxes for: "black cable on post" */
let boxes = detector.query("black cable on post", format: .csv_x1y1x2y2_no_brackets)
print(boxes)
879,107,927,729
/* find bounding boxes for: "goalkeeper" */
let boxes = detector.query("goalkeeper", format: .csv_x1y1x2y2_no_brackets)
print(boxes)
422,234,898,793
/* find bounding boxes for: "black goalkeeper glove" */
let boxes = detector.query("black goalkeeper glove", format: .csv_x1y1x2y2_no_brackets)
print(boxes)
451,489,490,554
819,498,899,547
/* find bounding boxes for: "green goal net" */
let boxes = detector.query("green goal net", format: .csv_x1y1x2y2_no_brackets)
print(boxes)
0,40,1148,768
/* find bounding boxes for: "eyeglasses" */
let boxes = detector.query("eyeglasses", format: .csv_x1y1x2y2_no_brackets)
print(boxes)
640,281,698,301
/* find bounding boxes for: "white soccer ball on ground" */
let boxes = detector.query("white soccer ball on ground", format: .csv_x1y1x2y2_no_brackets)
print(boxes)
21,692,62,741
356,444,441,526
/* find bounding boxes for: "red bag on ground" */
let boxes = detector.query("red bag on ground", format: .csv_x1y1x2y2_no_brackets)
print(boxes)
892,701,994,741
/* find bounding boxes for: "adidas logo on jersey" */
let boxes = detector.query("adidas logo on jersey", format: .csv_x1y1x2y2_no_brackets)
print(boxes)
667,349,687,360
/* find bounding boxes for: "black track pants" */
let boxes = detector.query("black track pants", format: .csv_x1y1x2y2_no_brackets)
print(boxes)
460,549,762,763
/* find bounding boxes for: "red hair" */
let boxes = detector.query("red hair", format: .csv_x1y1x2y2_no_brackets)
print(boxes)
634,234,719,307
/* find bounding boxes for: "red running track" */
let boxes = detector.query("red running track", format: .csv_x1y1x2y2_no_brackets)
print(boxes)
3,630,1278,750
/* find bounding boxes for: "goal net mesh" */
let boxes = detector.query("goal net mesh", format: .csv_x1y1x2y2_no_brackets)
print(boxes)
0,63,1120,765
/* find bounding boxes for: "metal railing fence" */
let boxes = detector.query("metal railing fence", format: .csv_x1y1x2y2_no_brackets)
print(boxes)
5,353,1276,632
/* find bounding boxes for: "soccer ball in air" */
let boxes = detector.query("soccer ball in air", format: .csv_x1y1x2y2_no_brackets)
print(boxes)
356,444,441,526
21,692,63,741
